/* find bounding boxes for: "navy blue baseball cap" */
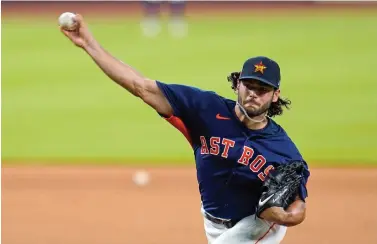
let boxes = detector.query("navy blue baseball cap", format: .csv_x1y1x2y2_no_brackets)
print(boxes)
239,56,281,89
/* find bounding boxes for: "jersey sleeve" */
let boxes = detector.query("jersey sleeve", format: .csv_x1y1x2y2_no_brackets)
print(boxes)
156,80,212,118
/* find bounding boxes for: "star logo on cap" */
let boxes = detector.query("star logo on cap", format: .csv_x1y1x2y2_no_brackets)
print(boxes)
254,61,267,74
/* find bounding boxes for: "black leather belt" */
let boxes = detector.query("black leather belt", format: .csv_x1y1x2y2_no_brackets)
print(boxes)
204,212,239,229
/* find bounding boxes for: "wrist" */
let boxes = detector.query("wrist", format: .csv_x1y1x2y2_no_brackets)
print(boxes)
83,39,100,53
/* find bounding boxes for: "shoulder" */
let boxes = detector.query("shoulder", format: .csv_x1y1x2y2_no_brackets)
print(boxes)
156,80,219,99
155,80,232,117
156,80,232,107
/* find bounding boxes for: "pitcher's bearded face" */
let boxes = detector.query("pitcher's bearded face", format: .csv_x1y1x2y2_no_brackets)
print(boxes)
237,80,279,117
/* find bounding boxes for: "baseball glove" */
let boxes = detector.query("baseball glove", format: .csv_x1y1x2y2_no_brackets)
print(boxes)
256,161,306,218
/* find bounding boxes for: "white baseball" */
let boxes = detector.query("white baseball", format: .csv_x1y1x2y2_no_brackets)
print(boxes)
58,12,77,30
132,170,150,186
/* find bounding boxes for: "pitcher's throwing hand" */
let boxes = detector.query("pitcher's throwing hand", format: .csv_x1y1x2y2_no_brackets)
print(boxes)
59,13,95,49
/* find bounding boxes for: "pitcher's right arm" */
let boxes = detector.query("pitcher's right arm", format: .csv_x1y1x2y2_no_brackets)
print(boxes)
84,41,173,116
60,14,173,117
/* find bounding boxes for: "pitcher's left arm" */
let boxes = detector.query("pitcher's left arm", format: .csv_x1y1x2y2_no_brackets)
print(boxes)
259,196,306,227
256,161,308,227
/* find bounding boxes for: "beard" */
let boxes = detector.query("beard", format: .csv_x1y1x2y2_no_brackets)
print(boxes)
238,95,272,118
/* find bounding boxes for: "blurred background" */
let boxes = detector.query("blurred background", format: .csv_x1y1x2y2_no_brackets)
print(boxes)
2,1,377,244
2,0,377,165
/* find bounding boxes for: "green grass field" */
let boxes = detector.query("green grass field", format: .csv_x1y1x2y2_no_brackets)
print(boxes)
2,10,377,166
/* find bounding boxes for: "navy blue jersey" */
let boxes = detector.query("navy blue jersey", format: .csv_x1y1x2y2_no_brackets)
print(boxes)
156,81,310,221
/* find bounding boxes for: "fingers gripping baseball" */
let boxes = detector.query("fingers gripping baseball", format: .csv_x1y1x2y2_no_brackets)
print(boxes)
59,13,93,48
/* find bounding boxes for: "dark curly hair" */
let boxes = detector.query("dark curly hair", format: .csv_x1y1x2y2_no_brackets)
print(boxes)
227,72,291,117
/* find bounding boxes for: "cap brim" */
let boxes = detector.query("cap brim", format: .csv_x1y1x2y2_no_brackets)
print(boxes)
239,76,279,89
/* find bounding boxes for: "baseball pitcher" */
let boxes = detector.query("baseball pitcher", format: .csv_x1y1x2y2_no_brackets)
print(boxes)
60,14,310,244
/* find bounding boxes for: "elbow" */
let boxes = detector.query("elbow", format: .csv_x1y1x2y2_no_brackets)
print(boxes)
132,77,148,98
135,78,158,106
115,77,145,98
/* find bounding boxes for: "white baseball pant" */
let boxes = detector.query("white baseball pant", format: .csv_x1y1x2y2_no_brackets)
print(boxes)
201,207,287,244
